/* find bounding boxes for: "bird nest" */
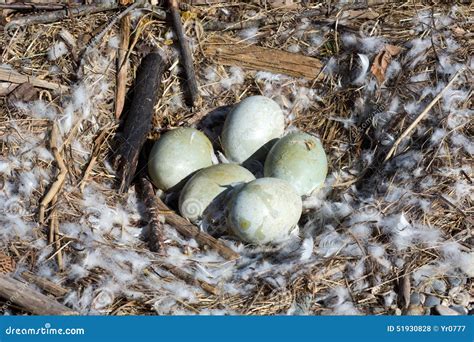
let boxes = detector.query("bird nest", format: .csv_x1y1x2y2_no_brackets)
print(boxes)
0,1,472,315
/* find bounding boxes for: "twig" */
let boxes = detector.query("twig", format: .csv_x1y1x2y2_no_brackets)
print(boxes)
384,69,464,162
4,4,119,32
114,52,164,193
154,196,240,261
21,271,68,297
115,14,131,119
39,123,67,224
167,0,199,107
0,3,68,10
0,274,77,315
0,66,68,92
135,175,166,254
79,128,111,192
159,263,218,295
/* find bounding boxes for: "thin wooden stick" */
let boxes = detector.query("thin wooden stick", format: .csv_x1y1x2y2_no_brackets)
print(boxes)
39,123,67,224
79,128,111,192
0,67,68,92
159,263,218,295
4,4,118,32
21,271,68,297
167,0,199,107
0,274,77,315
0,3,68,10
135,175,165,254
384,68,464,162
154,196,240,261
115,14,131,119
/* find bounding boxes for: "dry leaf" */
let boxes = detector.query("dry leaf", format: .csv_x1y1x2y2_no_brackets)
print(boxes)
371,44,402,84
0,253,15,275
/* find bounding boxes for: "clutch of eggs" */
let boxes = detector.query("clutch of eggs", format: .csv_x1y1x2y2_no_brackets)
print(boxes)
147,96,328,245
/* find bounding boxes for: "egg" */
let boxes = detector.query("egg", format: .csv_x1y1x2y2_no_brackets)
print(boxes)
227,178,302,244
221,95,285,164
179,164,255,223
264,132,328,196
148,128,214,191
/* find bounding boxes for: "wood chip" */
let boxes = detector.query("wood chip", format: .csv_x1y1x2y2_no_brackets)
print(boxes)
203,36,324,80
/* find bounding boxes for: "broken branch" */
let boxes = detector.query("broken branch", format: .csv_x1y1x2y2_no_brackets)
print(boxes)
0,274,77,315
167,0,199,107
154,196,240,261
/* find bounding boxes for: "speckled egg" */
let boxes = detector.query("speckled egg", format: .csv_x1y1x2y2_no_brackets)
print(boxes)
227,178,302,244
221,96,285,163
179,164,255,223
148,128,214,191
264,132,328,196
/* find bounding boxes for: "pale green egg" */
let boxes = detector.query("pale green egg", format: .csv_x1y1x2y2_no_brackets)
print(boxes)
148,128,214,191
221,96,285,164
264,132,328,196
179,164,255,223
227,178,302,244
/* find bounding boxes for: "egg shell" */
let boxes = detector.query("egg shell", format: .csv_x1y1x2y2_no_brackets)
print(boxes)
148,128,214,191
264,132,328,196
221,96,285,164
227,177,302,244
179,164,256,223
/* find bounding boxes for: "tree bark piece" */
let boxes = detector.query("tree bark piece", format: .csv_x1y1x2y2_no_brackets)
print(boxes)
114,52,164,193
0,274,77,315
21,271,68,298
154,196,240,261
0,67,68,92
135,175,165,254
203,36,324,80
167,0,199,107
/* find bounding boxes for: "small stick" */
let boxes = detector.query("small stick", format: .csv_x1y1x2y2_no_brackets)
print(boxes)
4,4,119,32
0,3,68,10
114,52,164,193
79,128,111,192
21,271,68,297
115,14,131,119
0,274,77,315
167,0,199,107
135,175,165,254
0,67,68,92
154,196,240,261
384,69,464,162
159,263,218,295
39,123,67,224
